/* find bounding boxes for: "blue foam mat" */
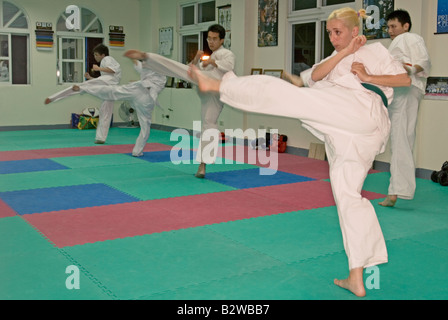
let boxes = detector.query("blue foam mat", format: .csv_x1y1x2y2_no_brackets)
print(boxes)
205,168,315,189
0,159,68,174
136,150,197,163
0,183,139,215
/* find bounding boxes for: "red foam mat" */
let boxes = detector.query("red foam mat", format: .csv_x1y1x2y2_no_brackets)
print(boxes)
216,146,378,180
0,199,17,218
24,189,302,248
245,180,385,209
0,143,172,161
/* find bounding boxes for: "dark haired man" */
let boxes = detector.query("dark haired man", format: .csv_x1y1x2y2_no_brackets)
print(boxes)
379,9,431,207
125,24,235,178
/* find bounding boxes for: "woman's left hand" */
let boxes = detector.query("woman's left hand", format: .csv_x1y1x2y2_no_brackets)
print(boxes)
351,62,370,82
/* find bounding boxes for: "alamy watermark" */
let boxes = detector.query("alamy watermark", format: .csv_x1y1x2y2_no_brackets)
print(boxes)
65,265,80,290
65,5,80,30
365,266,380,290
170,121,279,175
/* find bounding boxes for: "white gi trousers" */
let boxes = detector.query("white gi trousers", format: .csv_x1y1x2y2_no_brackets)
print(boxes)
80,82,158,157
219,72,389,270
47,78,115,142
387,85,423,199
142,53,223,164
95,100,115,142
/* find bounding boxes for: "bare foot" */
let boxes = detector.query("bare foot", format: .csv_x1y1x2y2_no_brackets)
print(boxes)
188,65,221,93
44,98,52,105
195,162,206,178
124,49,147,60
334,267,366,297
379,195,397,207
72,85,80,91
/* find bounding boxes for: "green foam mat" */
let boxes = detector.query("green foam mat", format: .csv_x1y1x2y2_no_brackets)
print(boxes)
70,162,185,184
0,169,97,192
0,128,176,151
375,202,448,241
50,154,145,169
0,130,97,151
106,174,236,200
368,238,448,300
147,259,348,300
207,207,344,264
0,217,112,300
158,159,258,175
359,171,391,194
409,229,448,252
63,227,282,300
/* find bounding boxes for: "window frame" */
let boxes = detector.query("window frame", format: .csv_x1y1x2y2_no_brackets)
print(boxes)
179,0,216,64
56,7,104,84
0,33,11,83
0,0,30,85
286,0,355,74
57,36,85,84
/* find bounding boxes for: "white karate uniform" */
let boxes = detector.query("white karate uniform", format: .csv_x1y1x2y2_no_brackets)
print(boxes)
141,47,236,164
218,42,406,270
387,32,431,199
93,56,122,142
80,61,166,156
47,56,121,142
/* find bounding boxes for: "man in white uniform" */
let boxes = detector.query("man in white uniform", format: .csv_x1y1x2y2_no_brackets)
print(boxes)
45,44,121,145
124,24,236,178
379,9,431,207
73,59,166,157
188,8,411,297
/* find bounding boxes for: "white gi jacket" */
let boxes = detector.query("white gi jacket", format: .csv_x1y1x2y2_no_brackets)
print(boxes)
388,32,431,94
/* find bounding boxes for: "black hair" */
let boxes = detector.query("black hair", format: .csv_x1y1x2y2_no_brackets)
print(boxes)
93,43,109,56
207,24,226,40
386,9,412,32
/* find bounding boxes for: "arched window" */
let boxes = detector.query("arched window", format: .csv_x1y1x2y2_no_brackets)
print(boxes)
56,6,104,84
0,0,30,85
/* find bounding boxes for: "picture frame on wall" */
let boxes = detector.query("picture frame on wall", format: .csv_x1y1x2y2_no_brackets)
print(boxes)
425,77,448,100
437,0,448,34
251,68,263,75
362,0,394,40
218,5,232,49
263,69,283,78
258,0,278,47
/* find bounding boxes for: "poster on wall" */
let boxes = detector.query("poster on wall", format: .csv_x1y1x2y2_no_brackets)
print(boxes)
258,0,278,47
109,26,125,48
159,27,173,56
426,77,448,100
362,0,394,39
218,5,231,50
437,0,448,33
35,22,54,51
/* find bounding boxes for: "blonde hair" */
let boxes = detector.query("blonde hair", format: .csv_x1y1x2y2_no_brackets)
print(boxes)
327,7,367,29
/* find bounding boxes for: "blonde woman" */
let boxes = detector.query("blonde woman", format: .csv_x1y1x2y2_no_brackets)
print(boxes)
188,8,411,297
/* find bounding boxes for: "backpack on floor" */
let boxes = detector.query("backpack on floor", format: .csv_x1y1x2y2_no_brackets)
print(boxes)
431,161,448,186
